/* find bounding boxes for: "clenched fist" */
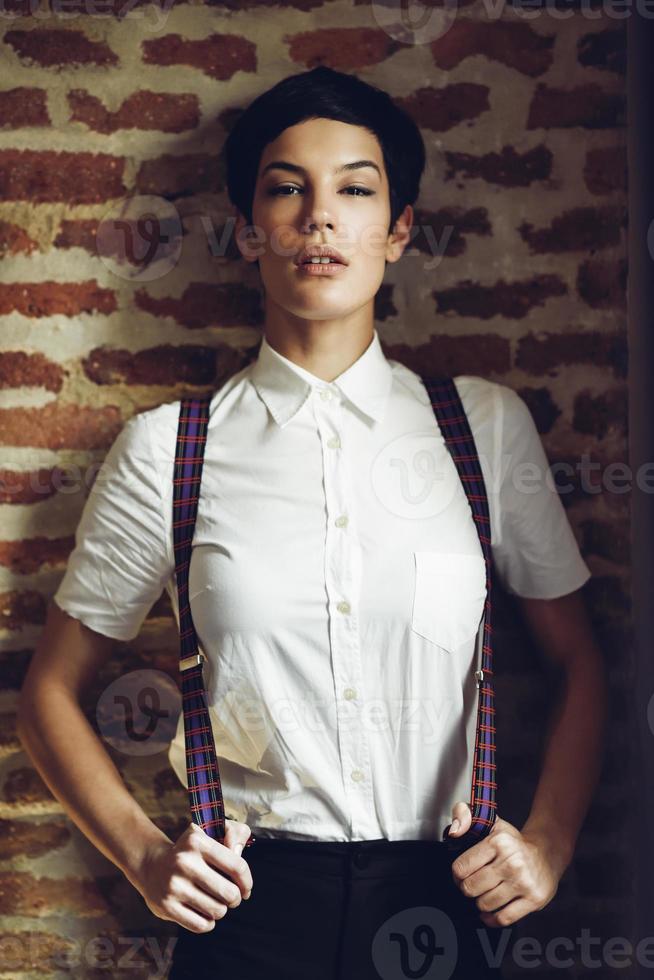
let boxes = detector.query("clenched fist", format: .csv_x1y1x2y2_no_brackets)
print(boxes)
130,819,254,933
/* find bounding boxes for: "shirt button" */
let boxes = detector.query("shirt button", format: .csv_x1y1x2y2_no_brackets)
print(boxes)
335,515,348,528
319,388,332,401
343,687,357,700
337,601,351,614
351,769,364,782
327,436,341,449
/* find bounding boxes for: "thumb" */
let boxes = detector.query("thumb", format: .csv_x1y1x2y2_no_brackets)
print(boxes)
448,801,472,836
222,822,251,856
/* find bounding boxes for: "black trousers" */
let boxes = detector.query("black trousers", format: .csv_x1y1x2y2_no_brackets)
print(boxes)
167,837,509,980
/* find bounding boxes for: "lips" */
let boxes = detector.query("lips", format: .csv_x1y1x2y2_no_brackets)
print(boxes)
295,244,349,266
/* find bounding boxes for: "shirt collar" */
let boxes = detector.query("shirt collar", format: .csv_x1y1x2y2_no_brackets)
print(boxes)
250,329,393,428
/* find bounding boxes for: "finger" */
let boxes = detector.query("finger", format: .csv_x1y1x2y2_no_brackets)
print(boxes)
191,831,254,898
179,881,230,923
223,821,253,856
168,900,218,934
190,862,244,909
475,881,518,913
448,800,472,836
479,896,533,928
186,846,252,905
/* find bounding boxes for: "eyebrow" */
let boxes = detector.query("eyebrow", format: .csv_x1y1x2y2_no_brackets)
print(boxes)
260,159,382,181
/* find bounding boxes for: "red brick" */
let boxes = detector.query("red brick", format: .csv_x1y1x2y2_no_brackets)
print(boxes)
0,712,23,752
0,871,110,916
82,342,249,387
55,216,183,267
527,83,625,129
577,257,627,309
519,205,625,253
1,0,35,11
0,351,65,392
0,591,47,631
573,387,628,439
153,767,182,799
546,448,615,507
579,518,630,564
578,27,626,75
410,206,491,260
433,274,567,320
0,221,40,257
0,403,123,450
5,28,118,67
0,820,70,858
136,152,225,198
68,89,200,134
0,649,31,690
53,219,100,253
0,281,116,318
0,467,70,505
286,27,403,70
444,144,552,187
386,333,511,377
0,536,74,574
395,83,490,132
583,145,627,195
207,0,321,7
515,386,562,434
373,283,397,321
142,32,256,81
516,329,627,378
0,87,50,128
0,150,126,204
430,19,554,76
47,0,166,14
134,281,263,328
0,928,73,973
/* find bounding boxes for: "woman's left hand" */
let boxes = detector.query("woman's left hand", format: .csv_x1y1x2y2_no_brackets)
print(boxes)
446,801,571,927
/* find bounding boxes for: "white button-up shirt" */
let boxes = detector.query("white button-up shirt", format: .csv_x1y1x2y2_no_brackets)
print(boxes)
53,329,592,842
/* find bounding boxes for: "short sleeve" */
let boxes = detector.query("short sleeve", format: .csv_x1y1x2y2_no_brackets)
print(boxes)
491,385,592,599
53,411,173,641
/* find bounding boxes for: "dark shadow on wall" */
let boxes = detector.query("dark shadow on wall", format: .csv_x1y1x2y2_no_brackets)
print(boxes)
627,10,654,980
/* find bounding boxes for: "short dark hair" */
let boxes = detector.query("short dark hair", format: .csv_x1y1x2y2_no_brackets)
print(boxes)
223,66,426,236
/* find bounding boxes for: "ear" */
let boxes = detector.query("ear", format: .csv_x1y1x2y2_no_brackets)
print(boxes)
385,204,414,265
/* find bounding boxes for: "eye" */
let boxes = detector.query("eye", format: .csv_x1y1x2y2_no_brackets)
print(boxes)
268,185,374,197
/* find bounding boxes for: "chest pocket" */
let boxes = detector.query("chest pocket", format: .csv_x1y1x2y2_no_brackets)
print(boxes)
411,551,487,653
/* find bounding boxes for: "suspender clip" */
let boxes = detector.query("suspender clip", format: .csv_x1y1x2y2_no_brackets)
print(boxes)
475,669,484,689
180,652,206,672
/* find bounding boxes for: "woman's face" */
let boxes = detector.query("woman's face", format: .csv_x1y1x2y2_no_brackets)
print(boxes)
236,117,411,322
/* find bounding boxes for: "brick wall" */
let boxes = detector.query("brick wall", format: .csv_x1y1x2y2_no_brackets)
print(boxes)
0,4,629,978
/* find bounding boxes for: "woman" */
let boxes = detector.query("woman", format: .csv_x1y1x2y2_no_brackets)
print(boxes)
18,67,605,980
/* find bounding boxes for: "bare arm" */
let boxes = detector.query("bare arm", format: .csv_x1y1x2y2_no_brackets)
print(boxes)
16,598,172,882
447,585,608,926
17,599,253,932
518,586,609,874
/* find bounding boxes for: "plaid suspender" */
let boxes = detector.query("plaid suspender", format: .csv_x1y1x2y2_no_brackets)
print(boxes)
173,378,497,854
422,375,498,855
172,395,254,849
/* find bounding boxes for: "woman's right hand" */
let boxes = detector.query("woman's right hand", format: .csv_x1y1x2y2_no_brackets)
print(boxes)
134,819,254,933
